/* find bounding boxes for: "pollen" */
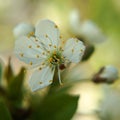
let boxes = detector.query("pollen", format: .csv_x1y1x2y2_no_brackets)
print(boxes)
49,44,52,47
28,45,32,48
20,53,24,57
80,49,83,52
59,46,63,51
39,82,43,84
49,80,53,83
39,67,42,70
29,61,33,65
36,55,39,58
54,25,58,28
53,51,56,55
62,40,65,44
42,52,45,55
42,62,45,65
72,49,74,53
49,58,53,62
45,34,48,38
35,39,38,42
27,32,34,38
37,45,40,48
54,45,57,48
47,50,50,53
59,36,62,39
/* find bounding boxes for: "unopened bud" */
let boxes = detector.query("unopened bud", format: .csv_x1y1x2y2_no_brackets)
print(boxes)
92,65,119,84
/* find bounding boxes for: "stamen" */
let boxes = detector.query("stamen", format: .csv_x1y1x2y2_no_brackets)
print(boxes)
58,66,63,85
37,45,40,48
39,67,42,70
54,25,58,28
54,45,57,48
59,36,62,39
20,53,24,57
36,55,39,58
49,58,53,63
29,61,33,65
28,45,32,48
39,82,43,84
27,32,34,38
45,34,48,38
49,80,53,83
49,44,52,47
35,39,38,42
72,49,74,53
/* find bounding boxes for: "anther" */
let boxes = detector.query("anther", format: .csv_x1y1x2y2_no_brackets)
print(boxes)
54,25,58,28
39,82,43,84
28,45,32,48
36,55,39,58
37,45,40,48
20,53,24,57
30,62,33,65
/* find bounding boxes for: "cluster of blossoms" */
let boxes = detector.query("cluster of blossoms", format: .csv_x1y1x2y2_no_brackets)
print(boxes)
14,19,85,91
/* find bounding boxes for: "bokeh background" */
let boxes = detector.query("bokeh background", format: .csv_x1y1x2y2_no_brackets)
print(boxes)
0,0,120,120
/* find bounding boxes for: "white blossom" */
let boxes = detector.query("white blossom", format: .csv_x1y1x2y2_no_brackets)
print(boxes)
99,86,120,120
13,23,35,38
80,21,106,44
14,19,85,91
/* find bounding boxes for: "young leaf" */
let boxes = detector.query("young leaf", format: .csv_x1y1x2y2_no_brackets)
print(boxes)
31,93,79,120
4,57,14,84
7,67,25,107
0,99,12,120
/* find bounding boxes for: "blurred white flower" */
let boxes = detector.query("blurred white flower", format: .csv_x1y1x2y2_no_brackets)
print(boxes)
69,10,106,44
93,65,119,84
80,21,106,44
99,65,118,83
99,86,120,120
13,23,35,38
14,19,85,91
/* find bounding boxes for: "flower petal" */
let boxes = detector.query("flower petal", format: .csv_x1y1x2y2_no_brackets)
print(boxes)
29,66,55,91
13,23,35,38
14,36,46,66
35,19,60,49
63,38,85,63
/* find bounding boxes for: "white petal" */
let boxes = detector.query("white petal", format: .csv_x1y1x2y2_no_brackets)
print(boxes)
63,38,85,63
13,23,35,38
35,19,60,49
14,36,46,66
81,21,106,44
29,66,55,91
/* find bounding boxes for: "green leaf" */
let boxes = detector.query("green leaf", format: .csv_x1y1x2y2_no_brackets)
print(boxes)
31,93,79,120
0,99,12,120
5,57,14,84
7,67,25,108
0,62,2,83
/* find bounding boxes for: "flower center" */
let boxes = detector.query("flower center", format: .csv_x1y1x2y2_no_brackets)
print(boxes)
48,51,63,66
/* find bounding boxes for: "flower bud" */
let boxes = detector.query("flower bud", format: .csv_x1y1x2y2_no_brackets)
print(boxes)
13,23,35,38
92,65,119,84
